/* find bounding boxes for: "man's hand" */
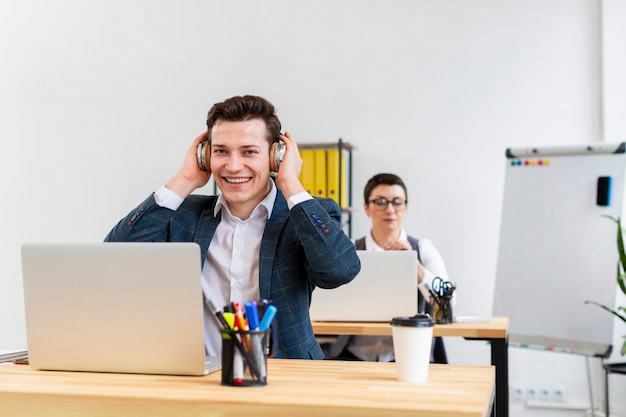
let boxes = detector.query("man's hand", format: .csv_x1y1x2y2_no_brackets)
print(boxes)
274,131,306,199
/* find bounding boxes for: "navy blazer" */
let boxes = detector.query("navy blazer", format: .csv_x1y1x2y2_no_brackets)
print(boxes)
105,188,361,359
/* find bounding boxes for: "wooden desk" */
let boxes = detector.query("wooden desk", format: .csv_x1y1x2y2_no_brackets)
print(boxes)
312,317,509,417
0,360,494,417
312,316,508,338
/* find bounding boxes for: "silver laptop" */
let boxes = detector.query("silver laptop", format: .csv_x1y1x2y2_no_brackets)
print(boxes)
21,242,220,376
309,250,418,321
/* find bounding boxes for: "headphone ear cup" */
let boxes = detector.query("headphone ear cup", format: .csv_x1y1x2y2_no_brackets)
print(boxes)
269,142,278,173
269,141,285,173
204,145,210,171
196,141,210,171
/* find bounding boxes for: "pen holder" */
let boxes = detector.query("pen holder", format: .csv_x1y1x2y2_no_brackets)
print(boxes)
220,328,270,386
429,295,453,324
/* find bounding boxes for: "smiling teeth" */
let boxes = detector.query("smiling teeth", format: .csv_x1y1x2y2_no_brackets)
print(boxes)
226,178,250,183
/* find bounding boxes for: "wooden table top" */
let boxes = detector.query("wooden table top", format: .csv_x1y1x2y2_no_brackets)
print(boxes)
312,316,509,338
0,359,495,417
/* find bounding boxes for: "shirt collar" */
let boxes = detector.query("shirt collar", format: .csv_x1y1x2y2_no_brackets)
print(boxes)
213,178,277,220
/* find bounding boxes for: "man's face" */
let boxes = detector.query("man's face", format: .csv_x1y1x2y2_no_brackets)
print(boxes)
210,118,272,219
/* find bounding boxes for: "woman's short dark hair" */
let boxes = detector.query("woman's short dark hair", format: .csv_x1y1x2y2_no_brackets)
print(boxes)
363,173,408,203
206,95,281,148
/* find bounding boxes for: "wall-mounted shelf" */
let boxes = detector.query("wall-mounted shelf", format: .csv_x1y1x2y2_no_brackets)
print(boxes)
299,138,355,237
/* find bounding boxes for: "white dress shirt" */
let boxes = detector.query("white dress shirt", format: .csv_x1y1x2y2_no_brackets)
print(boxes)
154,182,312,356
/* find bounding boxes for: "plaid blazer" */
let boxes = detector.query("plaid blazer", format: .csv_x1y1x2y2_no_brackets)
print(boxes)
105,188,361,359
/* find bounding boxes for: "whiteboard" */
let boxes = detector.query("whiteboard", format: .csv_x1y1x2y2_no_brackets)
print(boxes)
493,143,626,357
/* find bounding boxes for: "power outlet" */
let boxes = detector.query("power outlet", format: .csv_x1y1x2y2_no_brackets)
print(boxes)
511,383,569,404
538,386,551,402
510,385,525,402
525,386,538,401
551,385,568,403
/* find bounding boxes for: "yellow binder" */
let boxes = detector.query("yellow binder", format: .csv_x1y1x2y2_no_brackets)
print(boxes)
299,150,315,195
313,149,327,198
326,149,347,208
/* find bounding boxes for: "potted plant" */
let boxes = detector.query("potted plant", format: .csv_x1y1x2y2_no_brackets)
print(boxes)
585,215,626,356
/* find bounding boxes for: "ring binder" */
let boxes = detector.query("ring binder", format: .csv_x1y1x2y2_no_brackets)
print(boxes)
0,349,28,363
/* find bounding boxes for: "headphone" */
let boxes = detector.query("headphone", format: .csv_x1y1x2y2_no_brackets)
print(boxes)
196,138,285,174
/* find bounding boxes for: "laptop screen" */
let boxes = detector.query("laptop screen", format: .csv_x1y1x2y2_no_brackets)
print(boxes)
21,242,213,376
309,250,418,321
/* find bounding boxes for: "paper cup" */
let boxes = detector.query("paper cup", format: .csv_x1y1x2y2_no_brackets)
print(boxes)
391,314,434,382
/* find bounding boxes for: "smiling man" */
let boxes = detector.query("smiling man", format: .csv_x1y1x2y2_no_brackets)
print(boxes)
105,95,361,359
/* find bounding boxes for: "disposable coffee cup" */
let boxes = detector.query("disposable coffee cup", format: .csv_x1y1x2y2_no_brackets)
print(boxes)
391,314,434,383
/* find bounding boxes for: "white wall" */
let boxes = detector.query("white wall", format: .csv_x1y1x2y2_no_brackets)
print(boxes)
598,1,626,416
1,1,624,415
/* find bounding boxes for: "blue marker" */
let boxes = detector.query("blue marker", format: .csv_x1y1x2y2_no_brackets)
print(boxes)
245,301,266,382
258,304,277,331
244,301,260,330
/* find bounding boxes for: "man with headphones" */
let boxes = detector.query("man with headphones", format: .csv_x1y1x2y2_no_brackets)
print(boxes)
105,95,361,360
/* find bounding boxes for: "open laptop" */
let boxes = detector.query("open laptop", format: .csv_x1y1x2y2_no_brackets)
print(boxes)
21,242,220,376
309,250,418,321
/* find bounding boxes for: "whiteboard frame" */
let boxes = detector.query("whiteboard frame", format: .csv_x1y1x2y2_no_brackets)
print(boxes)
493,143,626,358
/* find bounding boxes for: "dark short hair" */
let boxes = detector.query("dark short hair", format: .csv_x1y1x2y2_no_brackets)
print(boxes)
206,95,281,147
363,173,408,203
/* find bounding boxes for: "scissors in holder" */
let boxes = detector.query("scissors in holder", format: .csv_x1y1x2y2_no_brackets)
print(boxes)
432,276,455,297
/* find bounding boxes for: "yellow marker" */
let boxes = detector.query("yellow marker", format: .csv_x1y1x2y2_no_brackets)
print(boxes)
222,312,235,339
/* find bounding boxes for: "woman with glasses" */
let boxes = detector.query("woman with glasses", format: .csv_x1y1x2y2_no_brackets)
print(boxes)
329,173,450,363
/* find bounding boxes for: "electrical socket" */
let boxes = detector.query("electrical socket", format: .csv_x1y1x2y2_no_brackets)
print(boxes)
525,385,538,401
551,385,567,403
510,385,525,402
538,386,551,402
511,383,569,403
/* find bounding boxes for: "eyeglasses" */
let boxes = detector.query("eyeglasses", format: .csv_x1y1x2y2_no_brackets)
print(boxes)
367,197,407,210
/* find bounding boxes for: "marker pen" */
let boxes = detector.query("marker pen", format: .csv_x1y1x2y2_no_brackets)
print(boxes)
258,299,271,319
258,300,276,355
258,304,277,331
232,302,250,384
245,301,266,383
204,297,260,382
221,312,235,384
232,342,244,385
244,301,260,330
233,302,252,352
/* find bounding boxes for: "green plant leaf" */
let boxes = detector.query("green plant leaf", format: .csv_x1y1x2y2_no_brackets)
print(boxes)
593,216,626,356
617,217,626,295
602,215,626,295
584,301,626,325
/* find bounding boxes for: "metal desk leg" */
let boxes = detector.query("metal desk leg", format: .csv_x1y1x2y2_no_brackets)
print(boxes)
605,366,609,417
465,337,508,417
491,337,508,417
